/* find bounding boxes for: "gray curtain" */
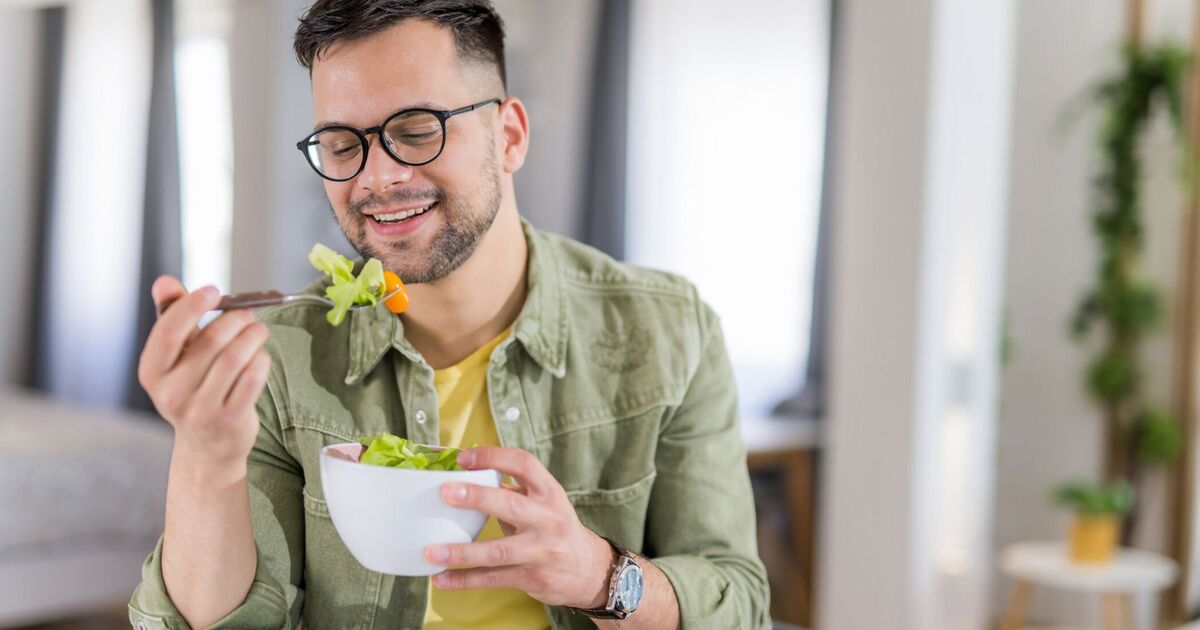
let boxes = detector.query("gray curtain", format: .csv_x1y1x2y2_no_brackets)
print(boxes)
580,0,630,260
128,0,183,411
774,0,839,419
27,7,66,392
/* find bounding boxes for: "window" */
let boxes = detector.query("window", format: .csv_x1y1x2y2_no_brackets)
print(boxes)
626,0,831,415
175,0,233,293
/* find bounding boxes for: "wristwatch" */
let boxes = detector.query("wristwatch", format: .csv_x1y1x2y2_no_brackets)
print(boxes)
574,536,644,620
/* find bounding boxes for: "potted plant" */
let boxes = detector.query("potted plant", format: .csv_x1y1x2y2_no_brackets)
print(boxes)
1052,480,1133,564
1069,42,1188,543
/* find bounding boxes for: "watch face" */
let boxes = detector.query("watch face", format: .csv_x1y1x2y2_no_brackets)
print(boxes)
616,564,644,611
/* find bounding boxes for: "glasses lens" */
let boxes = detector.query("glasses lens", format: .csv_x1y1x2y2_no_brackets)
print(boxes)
305,128,364,180
383,111,444,164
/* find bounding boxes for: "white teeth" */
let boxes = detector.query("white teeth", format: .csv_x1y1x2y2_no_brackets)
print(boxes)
374,204,432,223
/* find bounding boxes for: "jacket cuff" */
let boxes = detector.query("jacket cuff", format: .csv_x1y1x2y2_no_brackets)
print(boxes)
128,536,295,630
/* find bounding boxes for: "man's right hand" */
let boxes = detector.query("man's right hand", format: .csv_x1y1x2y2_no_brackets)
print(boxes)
138,275,271,470
141,276,268,628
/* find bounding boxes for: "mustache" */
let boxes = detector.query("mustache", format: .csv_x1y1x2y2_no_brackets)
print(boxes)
349,187,445,215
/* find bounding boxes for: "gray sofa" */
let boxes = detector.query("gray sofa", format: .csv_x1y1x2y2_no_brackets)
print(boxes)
0,387,171,628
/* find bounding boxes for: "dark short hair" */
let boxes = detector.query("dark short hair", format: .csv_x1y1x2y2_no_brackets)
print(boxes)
294,0,507,89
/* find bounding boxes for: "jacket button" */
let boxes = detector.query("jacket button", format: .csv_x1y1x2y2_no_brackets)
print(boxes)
504,407,520,422
415,410,428,424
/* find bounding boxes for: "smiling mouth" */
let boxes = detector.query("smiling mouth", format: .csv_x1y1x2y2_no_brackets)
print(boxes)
368,201,437,225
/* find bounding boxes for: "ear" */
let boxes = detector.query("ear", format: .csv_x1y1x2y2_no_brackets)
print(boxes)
497,97,529,174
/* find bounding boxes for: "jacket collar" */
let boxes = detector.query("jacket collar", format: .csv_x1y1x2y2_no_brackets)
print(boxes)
343,219,567,385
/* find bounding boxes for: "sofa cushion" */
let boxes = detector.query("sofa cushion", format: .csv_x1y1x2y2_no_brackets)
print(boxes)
0,387,172,560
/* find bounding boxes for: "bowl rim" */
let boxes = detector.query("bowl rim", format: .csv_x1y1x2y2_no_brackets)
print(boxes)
320,441,501,478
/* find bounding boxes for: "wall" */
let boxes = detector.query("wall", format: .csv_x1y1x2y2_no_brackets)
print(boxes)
493,0,599,241
818,0,935,621
228,0,334,294
819,0,1017,627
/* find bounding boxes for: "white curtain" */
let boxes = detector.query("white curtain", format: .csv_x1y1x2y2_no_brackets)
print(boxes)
42,0,152,407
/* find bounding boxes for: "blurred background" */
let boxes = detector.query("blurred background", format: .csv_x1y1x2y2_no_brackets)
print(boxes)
7,0,1200,628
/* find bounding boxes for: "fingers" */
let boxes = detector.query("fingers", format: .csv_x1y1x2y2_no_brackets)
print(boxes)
431,566,529,591
441,483,549,529
194,322,271,406
140,282,221,378
459,447,557,498
151,275,187,314
225,350,271,411
425,534,536,569
155,309,258,397
139,276,269,465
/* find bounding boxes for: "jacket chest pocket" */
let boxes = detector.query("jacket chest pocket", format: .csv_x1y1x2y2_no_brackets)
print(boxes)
539,404,668,551
567,469,657,551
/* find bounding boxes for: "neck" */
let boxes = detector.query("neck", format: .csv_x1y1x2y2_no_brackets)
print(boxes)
400,200,527,370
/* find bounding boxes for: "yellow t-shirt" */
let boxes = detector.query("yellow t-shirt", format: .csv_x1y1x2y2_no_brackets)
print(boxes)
423,327,551,630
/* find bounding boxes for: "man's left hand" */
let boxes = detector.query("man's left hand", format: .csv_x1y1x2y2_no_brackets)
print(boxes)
425,446,615,609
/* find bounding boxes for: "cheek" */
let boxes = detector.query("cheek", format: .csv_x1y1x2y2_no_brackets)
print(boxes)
325,181,353,213
418,156,474,199
442,128,498,179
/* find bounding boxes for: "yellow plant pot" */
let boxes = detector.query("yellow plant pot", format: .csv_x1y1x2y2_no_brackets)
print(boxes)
1067,514,1119,564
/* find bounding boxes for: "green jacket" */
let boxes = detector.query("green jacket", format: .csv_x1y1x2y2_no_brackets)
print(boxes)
128,222,769,629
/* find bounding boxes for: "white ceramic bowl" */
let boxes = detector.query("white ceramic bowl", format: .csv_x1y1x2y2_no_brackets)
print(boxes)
318,442,501,576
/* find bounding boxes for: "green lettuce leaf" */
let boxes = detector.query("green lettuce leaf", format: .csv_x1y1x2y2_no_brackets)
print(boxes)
355,432,466,471
307,244,387,326
357,258,385,302
308,243,354,283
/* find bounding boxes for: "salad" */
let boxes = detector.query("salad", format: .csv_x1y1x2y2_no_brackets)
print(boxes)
356,433,467,471
308,244,410,326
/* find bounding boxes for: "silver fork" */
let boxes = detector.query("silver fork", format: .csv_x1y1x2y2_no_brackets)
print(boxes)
157,287,405,315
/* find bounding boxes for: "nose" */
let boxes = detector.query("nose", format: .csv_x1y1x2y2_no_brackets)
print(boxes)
357,134,414,195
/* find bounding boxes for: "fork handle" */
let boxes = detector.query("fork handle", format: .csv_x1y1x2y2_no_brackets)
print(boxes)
156,290,287,317
218,291,287,310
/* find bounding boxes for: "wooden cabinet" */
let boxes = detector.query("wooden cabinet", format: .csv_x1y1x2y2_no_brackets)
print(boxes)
744,415,821,628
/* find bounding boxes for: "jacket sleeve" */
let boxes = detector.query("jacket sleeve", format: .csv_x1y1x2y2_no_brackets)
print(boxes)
128,377,306,630
646,298,772,629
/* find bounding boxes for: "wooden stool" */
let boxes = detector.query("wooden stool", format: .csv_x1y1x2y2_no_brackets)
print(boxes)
999,542,1177,630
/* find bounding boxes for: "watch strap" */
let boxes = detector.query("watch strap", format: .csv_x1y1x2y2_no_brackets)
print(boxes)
573,536,637,620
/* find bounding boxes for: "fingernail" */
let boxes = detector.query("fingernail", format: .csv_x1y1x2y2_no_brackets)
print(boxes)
433,572,450,587
198,285,220,300
444,483,468,502
457,450,475,468
427,546,449,563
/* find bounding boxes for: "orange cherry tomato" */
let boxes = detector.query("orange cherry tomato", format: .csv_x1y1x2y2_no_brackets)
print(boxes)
382,271,410,314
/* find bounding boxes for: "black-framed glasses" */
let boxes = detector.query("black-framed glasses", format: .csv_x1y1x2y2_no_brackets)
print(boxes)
296,98,502,182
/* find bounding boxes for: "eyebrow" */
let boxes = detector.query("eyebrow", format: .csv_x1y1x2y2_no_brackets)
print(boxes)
312,101,448,131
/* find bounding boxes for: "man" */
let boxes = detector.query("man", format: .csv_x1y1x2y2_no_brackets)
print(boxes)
129,1,768,628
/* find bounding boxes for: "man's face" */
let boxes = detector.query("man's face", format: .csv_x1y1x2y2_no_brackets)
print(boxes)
310,20,503,284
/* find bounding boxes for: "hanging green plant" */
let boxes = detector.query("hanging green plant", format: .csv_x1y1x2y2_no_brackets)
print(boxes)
1070,41,1190,543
